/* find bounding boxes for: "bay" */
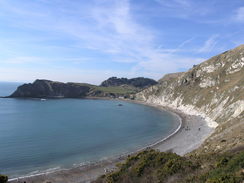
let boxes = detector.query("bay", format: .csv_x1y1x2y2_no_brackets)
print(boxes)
0,82,179,178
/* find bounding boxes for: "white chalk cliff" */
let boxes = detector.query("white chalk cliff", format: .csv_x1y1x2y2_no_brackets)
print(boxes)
136,45,244,153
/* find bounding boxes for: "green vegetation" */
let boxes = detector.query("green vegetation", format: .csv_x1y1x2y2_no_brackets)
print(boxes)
0,175,8,183
68,83,138,95
100,77,158,88
70,82,139,96
95,149,244,183
94,86,138,95
203,152,244,183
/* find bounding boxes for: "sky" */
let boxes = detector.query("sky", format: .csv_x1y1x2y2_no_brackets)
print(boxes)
0,0,244,84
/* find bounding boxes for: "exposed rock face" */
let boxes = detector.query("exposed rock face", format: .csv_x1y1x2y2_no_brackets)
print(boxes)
136,45,244,153
100,77,158,88
10,80,91,98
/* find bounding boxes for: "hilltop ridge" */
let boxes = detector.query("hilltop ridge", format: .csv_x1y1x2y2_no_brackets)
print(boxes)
9,77,157,98
100,77,158,88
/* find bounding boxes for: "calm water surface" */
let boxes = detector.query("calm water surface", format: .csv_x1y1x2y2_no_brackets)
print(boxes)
0,82,22,97
0,82,179,178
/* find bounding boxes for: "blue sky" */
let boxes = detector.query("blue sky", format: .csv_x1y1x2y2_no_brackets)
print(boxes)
0,0,244,84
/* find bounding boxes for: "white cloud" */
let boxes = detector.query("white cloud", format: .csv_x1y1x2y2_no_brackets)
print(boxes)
0,0,213,82
155,0,192,8
133,52,204,78
198,35,219,53
234,7,244,22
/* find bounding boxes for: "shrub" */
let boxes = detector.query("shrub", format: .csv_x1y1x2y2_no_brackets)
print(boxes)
205,174,240,183
0,175,8,183
94,150,244,183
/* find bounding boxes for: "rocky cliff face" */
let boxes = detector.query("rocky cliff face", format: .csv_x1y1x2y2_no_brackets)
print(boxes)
10,80,91,98
100,77,158,88
136,45,244,153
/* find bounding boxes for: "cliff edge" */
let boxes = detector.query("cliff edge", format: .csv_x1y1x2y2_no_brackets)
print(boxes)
136,45,244,154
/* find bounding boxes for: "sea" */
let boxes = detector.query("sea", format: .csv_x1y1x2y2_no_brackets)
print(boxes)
0,82,179,178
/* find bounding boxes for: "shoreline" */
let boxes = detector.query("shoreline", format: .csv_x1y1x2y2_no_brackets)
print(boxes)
8,98,215,183
134,100,215,155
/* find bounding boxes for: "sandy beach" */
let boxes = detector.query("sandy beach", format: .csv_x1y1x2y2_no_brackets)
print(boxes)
8,100,215,183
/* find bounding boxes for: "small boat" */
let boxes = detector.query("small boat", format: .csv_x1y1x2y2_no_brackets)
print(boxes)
40,98,46,101
118,104,123,106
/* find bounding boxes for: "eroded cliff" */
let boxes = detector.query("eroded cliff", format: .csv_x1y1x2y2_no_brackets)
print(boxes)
136,45,244,153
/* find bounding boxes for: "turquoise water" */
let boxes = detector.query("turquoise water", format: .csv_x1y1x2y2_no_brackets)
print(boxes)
0,82,179,178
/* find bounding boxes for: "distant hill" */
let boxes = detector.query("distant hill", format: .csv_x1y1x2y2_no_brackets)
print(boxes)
10,80,92,98
100,77,158,88
9,77,157,99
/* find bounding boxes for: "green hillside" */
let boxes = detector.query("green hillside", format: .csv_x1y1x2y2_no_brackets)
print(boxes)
95,149,244,183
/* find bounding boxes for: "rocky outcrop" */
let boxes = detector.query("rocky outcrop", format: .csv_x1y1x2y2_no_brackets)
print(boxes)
136,45,244,153
100,77,158,88
10,80,91,98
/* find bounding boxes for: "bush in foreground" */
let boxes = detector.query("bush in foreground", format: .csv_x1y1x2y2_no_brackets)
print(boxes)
0,175,8,183
94,149,244,183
